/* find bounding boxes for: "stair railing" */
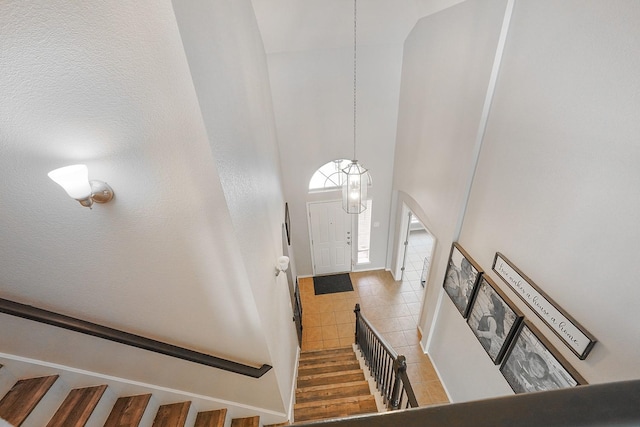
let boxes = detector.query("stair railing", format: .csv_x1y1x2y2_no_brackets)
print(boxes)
0,297,272,378
354,304,419,410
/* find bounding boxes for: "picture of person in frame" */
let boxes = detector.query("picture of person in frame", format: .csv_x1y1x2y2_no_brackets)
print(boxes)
476,292,506,356
501,325,579,393
443,247,478,314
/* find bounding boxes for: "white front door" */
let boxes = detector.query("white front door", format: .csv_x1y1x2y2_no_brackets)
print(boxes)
308,200,352,275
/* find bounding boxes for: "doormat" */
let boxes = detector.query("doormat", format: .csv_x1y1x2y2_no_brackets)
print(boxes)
313,273,354,295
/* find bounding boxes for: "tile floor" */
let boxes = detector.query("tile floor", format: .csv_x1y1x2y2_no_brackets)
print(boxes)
299,250,448,407
402,228,435,290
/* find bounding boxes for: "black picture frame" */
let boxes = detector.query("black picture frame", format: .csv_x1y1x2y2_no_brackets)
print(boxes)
492,252,596,360
500,321,586,394
442,242,483,318
284,202,291,245
467,275,523,364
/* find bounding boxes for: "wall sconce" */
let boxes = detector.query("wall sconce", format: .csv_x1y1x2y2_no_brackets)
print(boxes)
48,164,114,208
275,256,290,276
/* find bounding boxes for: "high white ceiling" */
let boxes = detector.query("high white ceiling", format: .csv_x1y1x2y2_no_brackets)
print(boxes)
251,0,466,54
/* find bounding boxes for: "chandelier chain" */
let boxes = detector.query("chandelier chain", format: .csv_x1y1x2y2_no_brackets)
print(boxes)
353,0,357,161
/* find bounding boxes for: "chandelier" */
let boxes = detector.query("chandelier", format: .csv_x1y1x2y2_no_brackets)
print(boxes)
342,0,368,214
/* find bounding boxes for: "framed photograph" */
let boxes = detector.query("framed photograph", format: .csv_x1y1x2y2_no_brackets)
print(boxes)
500,321,586,394
442,242,483,317
493,252,596,359
467,276,523,364
284,203,291,245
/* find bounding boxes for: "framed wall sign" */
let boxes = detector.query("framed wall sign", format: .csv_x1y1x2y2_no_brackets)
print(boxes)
467,275,524,365
442,243,483,318
501,321,586,394
492,253,596,360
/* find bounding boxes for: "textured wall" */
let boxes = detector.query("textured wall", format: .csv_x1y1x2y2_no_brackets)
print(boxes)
0,0,290,413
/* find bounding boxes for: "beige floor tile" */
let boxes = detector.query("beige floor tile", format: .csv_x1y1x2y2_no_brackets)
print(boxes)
302,326,323,343
407,302,422,315
319,311,336,326
303,340,324,351
339,337,354,347
334,309,354,325
396,345,427,362
384,331,409,348
372,317,401,333
396,316,418,331
403,329,422,346
401,291,421,304
336,323,354,339
323,339,342,349
426,380,449,404
321,324,339,341
305,312,322,328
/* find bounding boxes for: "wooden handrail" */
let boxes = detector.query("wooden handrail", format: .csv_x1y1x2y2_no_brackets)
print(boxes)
0,298,272,378
354,304,419,409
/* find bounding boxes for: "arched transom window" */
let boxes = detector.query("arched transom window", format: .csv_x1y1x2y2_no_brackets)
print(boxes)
309,159,372,192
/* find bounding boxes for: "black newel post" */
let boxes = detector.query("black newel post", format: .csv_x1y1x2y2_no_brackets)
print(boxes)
390,355,407,410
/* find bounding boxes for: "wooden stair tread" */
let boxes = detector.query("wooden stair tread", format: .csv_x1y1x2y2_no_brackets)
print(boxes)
296,381,371,403
295,393,375,410
46,384,108,427
296,380,370,394
299,348,355,362
294,395,377,422
153,401,191,426
194,408,227,427
230,415,260,427
298,360,360,376
300,346,353,356
0,375,59,426
297,370,365,388
299,352,356,364
104,394,152,427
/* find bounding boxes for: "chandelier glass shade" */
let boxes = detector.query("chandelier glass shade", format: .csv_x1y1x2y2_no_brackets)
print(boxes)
342,160,368,214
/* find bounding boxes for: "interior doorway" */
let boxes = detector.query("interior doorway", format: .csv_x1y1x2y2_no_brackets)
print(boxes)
396,205,436,293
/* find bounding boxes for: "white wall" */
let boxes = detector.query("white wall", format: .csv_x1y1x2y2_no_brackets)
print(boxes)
172,0,299,413
267,44,402,275
0,0,293,416
456,0,640,386
392,0,508,357
394,0,640,402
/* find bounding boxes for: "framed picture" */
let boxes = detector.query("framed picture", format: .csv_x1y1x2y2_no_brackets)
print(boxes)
284,203,291,245
493,252,596,359
500,321,586,394
467,276,523,364
442,242,483,317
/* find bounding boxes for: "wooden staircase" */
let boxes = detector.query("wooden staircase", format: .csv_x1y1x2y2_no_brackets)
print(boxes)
0,364,283,427
294,347,378,423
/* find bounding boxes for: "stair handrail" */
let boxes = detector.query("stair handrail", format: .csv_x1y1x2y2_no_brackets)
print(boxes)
0,297,272,379
354,304,419,409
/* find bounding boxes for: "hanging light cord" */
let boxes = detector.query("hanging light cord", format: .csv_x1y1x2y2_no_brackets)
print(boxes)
353,0,357,161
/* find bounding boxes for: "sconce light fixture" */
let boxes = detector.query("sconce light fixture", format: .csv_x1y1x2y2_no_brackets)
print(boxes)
275,256,290,276
48,164,114,208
